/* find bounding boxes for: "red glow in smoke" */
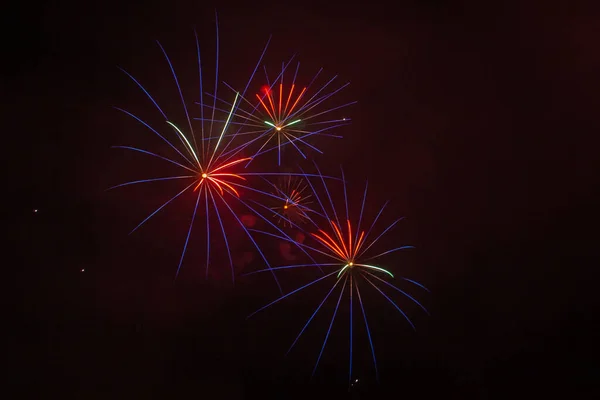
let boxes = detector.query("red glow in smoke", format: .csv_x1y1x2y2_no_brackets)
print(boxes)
260,85,271,95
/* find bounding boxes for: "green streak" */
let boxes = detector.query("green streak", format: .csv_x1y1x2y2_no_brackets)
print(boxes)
166,121,199,166
284,119,301,128
337,264,350,279
207,92,239,168
264,121,276,128
356,264,394,278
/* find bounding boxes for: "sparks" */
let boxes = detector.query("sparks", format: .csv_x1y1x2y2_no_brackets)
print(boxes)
312,220,394,279
191,155,250,197
269,175,314,228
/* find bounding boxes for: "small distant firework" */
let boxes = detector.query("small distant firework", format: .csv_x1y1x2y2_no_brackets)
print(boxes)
213,62,355,166
269,175,314,228
246,167,429,383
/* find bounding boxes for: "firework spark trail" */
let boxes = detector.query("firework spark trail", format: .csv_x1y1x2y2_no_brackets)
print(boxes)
246,168,429,381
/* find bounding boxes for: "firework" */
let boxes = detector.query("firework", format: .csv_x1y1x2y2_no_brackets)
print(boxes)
110,16,327,292
245,167,429,383
202,61,356,166
266,174,315,228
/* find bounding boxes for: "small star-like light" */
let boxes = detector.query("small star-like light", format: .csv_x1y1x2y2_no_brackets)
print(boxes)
201,173,208,178
33,209,38,213
81,269,85,272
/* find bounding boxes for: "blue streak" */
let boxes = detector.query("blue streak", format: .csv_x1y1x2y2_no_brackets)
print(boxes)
364,270,429,316
402,278,430,292
361,273,416,331
314,162,342,229
301,100,358,123
204,187,211,278
112,146,195,173
127,181,196,234
108,175,194,190
156,40,196,153
349,275,353,385
286,274,345,355
355,279,379,382
366,246,415,261
175,185,204,278
355,181,368,245
298,165,330,221
209,10,219,139
208,189,235,283
194,28,206,159
341,167,349,222
312,276,347,378
361,201,389,250
359,217,405,258
118,68,167,120
242,263,340,277
247,269,339,319
114,107,195,168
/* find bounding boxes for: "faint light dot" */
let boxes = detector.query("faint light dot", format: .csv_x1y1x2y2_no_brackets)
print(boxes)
342,118,346,121
81,269,85,272
33,209,38,213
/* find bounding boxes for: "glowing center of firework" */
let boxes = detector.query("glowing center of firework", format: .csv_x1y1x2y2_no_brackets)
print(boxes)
191,157,252,197
264,120,301,133
311,220,396,279
284,205,288,209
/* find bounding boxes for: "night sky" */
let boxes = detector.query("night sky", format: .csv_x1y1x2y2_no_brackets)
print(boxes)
9,0,600,398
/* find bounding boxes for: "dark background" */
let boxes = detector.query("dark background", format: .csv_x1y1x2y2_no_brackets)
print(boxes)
8,0,600,398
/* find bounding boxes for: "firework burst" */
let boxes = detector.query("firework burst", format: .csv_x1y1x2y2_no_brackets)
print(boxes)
266,175,315,228
110,16,329,292
203,61,355,166
245,167,429,383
